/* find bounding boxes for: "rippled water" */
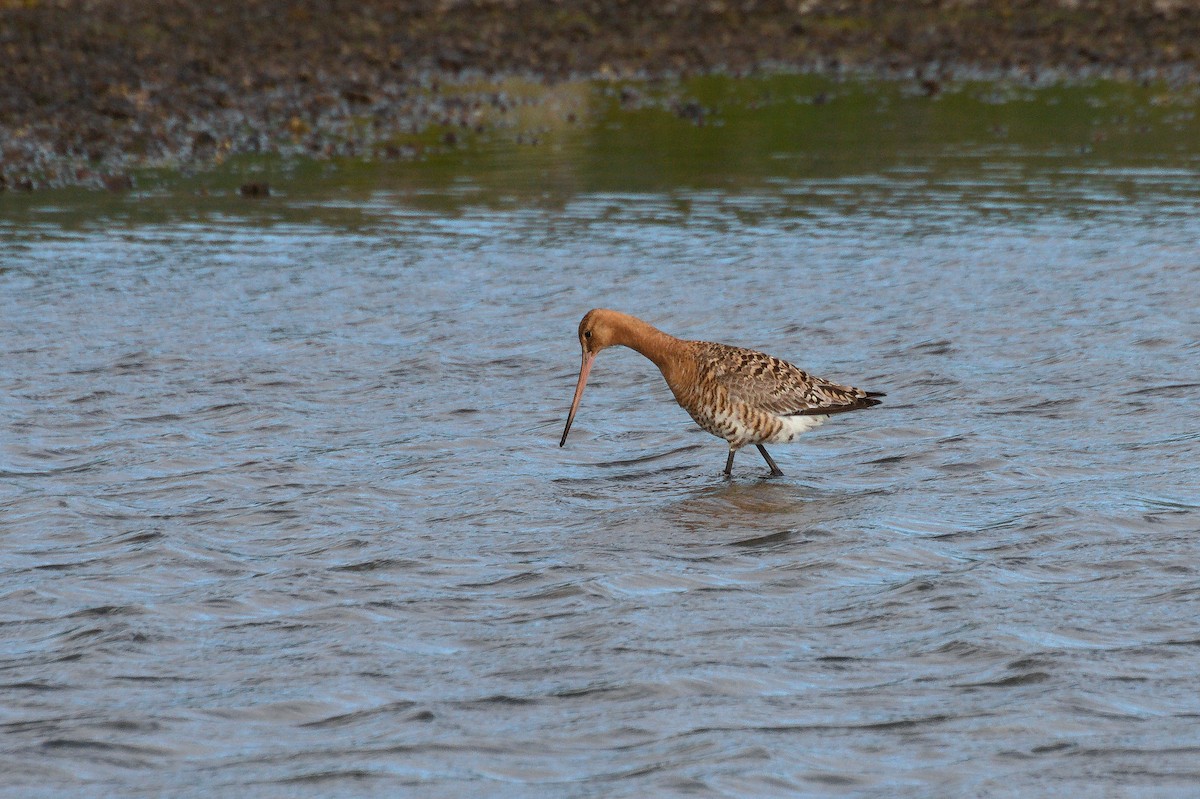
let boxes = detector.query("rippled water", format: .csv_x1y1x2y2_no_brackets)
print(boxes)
3,79,1200,796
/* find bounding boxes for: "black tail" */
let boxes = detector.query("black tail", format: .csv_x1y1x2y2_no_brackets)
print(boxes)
858,390,886,409
791,392,884,416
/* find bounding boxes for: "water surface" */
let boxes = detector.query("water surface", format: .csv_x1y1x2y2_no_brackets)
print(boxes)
2,77,1199,797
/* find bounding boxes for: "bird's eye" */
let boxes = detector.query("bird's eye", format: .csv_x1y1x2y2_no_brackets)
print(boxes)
584,330,592,339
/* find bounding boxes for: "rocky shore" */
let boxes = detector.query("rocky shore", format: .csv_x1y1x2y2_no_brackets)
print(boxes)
3,0,1198,190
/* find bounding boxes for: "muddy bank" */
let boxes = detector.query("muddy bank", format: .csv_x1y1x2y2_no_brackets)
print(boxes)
3,0,1199,189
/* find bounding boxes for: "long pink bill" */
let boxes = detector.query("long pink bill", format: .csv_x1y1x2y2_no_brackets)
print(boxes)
559,350,596,447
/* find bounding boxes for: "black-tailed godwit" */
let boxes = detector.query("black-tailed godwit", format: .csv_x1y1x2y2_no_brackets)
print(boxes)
559,309,883,476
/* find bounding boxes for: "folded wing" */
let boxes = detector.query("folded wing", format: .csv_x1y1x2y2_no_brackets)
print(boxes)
696,342,884,417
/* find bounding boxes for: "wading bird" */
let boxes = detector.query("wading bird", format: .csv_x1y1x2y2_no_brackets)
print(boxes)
559,309,883,476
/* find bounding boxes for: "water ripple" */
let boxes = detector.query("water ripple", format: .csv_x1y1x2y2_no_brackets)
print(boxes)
3,168,1200,797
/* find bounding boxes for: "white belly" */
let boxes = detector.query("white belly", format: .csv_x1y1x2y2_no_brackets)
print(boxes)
765,413,828,444
691,404,828,447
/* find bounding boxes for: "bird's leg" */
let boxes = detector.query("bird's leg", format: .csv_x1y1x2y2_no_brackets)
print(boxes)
724,448,735,477
756,445,784,477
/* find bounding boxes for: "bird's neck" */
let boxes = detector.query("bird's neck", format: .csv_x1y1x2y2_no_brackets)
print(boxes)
610,313,688,379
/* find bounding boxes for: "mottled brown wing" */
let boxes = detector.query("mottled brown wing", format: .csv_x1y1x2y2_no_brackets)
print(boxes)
696,342,883,416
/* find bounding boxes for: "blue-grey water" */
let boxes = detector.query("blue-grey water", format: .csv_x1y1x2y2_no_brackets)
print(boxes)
3,79,1200,797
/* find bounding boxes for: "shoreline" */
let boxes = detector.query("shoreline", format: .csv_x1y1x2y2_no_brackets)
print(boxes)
3,0,1198,190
